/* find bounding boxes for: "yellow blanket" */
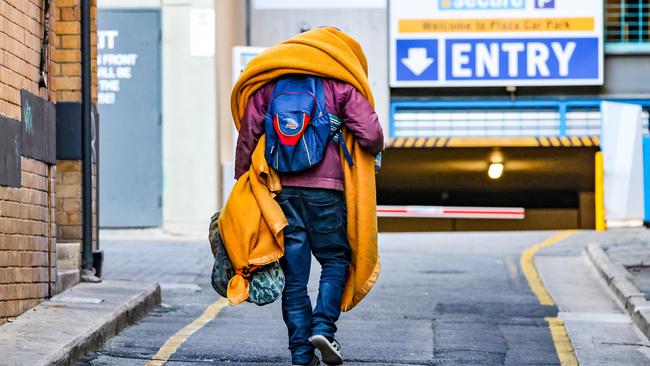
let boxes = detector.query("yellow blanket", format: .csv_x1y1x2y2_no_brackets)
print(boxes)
228,27,380,311
219,135,287,305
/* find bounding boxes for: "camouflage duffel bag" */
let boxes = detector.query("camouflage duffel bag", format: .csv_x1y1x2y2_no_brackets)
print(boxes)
208,212,285,306
208,212,236,298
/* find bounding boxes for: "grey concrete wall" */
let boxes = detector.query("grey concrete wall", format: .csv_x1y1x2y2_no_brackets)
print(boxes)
602,55,650,97
249,6,390,137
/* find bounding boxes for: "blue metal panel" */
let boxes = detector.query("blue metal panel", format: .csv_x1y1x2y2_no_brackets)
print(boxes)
98,10,162,228
390,98,650,139
558,103,568,136
644,136,650,223
606,43,650,53
389,102,398,141
606,0,650,51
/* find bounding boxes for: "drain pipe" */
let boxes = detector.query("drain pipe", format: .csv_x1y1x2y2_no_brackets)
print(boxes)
80,0,93,272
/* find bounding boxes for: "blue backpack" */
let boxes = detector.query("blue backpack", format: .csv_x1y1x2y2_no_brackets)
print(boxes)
264,75,352,173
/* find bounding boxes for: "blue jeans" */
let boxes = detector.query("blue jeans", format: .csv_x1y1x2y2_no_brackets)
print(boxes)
276,187,351,365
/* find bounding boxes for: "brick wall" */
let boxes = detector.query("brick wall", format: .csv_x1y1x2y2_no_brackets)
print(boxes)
0,159,56,323
54,0,98,250
0,0,53,112
0,0,57,325
53,0,98,101
0,0,98,325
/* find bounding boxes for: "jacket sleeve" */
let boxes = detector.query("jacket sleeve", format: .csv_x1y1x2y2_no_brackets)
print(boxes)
235,85,270,179
338,84,385,155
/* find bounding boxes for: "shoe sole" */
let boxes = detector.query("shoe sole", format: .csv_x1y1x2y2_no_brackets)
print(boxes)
309,335,343,366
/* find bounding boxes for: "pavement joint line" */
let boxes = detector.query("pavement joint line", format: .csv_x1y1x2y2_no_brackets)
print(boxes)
520,230,579,366
520,230,576,306
145,297,229,366
505,256,519,281
558,311,632,324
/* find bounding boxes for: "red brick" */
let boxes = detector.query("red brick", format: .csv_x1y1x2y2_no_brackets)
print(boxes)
52,49,80,63
0,251,47,267
63,171,81,185
21,172,48,191
57,212,80,225
25,189,47,206
0,235,47,251
60,7,80,21
0,284,48,301
0,217,20,235
57,90,81,102
56,183,81,199
22,158,47,176
55,20,80,35
60,60,81,76
20,204,48,222
0,299,43,317
0,268,49,284
57,0,80,7
62,198,81,213
53,76,81,90
0,187,22,202
0,201,20,218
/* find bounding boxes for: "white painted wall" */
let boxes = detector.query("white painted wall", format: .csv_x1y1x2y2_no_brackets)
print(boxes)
601,102,646,227
249,3,390,142
99,0,219,236
161,0,218,236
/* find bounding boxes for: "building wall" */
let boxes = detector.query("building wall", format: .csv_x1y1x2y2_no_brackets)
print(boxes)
161,0,218,236
0,0,57,325
249,3,390,138
0,0,99,325
97,0,222,236
54,0,98,249
602,55,650,97
216,0,245,204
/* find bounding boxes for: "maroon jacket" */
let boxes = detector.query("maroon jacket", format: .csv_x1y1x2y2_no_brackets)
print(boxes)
235,78,384,191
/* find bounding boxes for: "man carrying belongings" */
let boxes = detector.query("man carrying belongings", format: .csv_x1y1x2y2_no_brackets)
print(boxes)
225,27,384,366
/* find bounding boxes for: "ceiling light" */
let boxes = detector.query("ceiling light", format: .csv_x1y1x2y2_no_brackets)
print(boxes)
488,163,504,179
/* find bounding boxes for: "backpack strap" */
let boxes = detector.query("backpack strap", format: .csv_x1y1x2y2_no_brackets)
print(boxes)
329,113,354,167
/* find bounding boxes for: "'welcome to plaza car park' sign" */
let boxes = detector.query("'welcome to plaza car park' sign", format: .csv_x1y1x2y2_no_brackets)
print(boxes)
389,0,604,87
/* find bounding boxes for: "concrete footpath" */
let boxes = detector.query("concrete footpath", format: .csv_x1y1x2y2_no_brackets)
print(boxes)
585,230,650,343
0,280,160,366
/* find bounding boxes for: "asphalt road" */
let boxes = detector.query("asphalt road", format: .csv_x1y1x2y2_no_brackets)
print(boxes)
77,230,650,365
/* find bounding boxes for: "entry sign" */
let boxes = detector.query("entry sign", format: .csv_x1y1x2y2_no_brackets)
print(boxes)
389,0,604,87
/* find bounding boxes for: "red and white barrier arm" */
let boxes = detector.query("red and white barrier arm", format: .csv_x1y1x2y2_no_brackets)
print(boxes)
376,206,525,220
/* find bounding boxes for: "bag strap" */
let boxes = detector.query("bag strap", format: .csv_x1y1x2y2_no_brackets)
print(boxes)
340,137,354,168
329,113,354,167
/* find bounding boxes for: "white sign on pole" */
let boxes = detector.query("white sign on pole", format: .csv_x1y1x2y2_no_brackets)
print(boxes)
222,46,268,206
601,102,646,227
389,0,604,87
230,46,267,159
190,9,215,57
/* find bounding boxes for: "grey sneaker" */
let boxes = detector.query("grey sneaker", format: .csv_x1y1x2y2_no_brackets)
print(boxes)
309,335,342,365
293,356,320,366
